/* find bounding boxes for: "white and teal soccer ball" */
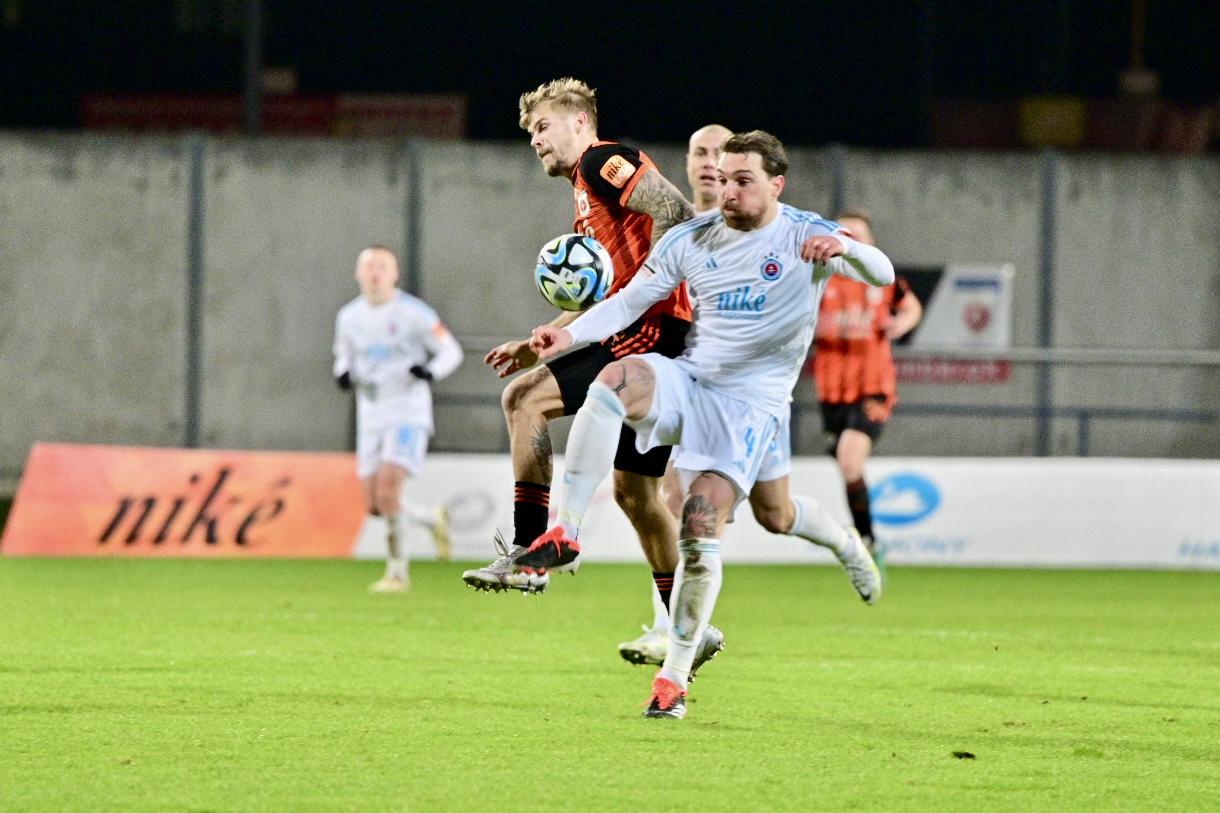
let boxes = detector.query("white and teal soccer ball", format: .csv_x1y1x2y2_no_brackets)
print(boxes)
534,234,615,312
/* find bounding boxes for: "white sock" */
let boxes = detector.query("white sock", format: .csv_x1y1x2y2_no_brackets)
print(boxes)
659,538,722,690
557,381,626,537
385,514,408,580
401,499,435,528
651,581,670,632
789,495,850,556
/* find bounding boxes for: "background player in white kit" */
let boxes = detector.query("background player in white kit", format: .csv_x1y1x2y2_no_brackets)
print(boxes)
523,132,893,718
333,246,464,592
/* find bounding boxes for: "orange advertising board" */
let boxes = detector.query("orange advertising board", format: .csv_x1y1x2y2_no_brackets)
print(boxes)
1,443,364,557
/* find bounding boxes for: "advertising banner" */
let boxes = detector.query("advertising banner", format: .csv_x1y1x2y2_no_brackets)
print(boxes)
7,446,1218,570
356,455,1220,571
1,443,364,557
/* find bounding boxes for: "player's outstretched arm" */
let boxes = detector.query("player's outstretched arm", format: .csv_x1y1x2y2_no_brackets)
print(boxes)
483,311,581,377
484,340,539,378
886,284,923,340
625,168,695,244
803,234,895,287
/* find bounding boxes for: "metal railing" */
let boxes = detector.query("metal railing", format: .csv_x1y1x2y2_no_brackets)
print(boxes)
439,340,1220,458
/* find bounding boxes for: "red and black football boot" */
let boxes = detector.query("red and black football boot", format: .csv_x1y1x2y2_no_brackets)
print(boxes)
642,675,687,719
513,526,581,575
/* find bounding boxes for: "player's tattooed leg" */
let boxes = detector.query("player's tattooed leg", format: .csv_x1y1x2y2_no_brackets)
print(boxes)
681,493,719,539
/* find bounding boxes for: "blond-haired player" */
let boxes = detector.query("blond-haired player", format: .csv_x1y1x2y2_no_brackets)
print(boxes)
334,247,464,592
464,78,727,676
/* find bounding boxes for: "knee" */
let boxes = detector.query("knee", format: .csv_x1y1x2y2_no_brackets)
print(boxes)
501,375,538,419
371,479,400,516
592,360,630,395
837,457,864,483
373,493,398,517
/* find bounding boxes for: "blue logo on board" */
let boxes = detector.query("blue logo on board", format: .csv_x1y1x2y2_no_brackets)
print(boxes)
871,472,941,526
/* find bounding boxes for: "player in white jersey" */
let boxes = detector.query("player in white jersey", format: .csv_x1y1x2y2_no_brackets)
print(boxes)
333,247,464,592
519,132,892,718
617,126,878,669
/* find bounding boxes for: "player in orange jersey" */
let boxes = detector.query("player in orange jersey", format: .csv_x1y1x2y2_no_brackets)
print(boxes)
464,79,721,672
813,208,922,558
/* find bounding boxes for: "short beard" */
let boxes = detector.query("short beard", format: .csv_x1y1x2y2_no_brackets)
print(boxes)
722,207,764,231
542,155,574,178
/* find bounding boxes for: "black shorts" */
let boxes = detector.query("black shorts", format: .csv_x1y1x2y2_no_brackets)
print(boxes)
820,397,889,453
547,314,690,477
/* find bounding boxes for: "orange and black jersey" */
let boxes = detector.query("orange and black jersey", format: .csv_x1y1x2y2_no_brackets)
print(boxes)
572,142,692,356
812,275,915,415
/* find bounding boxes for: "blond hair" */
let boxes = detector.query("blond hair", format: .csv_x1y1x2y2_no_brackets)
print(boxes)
519,78,598,131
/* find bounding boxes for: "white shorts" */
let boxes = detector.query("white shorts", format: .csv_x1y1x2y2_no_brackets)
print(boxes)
667,405,791,484
356,418,430,479
756,405,792,483
628,354,782,509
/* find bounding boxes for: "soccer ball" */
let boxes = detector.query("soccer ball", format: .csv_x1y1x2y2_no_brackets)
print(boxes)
534,234,615,312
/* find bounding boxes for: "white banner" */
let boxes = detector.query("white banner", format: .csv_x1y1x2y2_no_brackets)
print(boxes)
355,454,1220,570
909,263,1015,349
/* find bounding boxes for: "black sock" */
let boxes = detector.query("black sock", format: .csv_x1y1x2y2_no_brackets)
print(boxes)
652,572,675,611
513,481,550,548
845,478,873,541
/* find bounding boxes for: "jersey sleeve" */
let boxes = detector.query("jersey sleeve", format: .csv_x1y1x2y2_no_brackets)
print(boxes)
565,239,687,346
578,143,649,207
824,236,895,287
421,321,464,382
332,310,354,378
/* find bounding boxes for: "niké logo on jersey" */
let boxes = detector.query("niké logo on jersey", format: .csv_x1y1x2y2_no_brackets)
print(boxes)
365,344,393,360
716,285,766,321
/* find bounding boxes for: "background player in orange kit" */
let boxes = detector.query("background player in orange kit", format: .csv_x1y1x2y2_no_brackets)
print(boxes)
812,208,922,561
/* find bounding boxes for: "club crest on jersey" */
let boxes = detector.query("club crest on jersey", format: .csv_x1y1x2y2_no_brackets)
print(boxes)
575,189,591,217
760,253,783,281
599,155,636,188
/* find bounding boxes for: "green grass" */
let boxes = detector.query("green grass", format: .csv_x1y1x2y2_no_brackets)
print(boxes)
0,560,1216,812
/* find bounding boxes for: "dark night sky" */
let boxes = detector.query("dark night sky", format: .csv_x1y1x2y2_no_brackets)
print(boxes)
2,0,1218,146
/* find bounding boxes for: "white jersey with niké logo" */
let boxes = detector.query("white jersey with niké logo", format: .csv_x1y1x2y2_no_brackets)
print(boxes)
333,290,463,433
565,203,895,413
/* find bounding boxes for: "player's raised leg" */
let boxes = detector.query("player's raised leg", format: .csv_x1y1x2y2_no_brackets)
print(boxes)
749,477,881,605
460,364,562,593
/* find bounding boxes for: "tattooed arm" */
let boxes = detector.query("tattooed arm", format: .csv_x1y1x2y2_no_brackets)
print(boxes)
625,168,696,244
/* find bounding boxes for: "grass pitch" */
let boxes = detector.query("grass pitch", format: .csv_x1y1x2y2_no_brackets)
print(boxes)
0,559,1216,812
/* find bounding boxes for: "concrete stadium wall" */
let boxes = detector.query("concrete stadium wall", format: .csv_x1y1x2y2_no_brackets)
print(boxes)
1,133,1217,481
199,138,408,452
0,135,191,480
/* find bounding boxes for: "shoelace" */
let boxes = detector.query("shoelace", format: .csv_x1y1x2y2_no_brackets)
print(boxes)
487,531,519,568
